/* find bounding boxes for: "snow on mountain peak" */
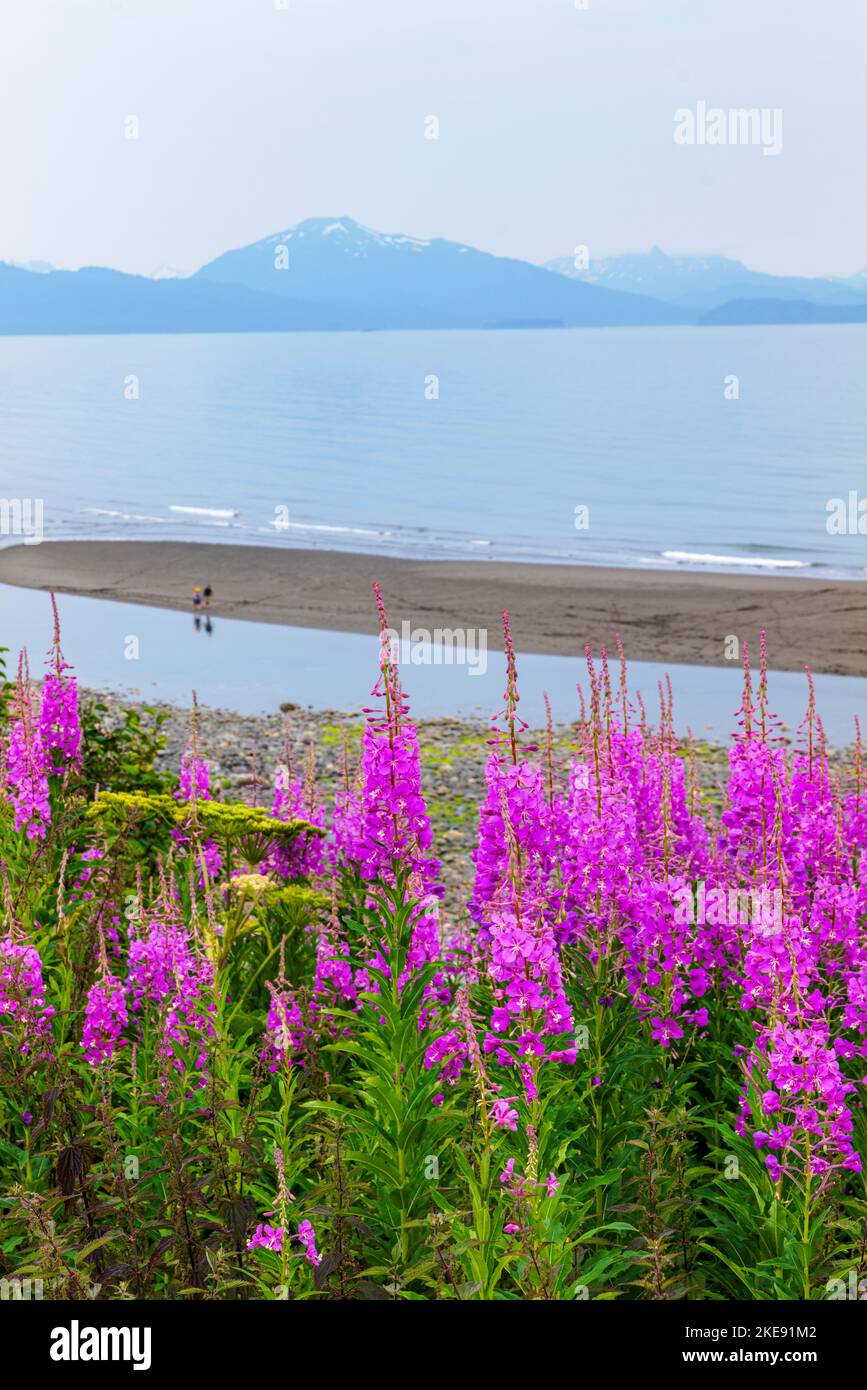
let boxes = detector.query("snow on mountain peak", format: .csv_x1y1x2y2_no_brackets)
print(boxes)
257,217,432,256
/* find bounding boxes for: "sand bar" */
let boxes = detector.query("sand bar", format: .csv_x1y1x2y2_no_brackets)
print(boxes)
0,541,863,677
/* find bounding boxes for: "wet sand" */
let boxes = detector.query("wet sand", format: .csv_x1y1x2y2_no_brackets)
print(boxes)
0,540,863,675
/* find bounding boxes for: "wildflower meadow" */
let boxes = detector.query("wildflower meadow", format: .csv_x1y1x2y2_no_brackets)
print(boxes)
1,590,865,1305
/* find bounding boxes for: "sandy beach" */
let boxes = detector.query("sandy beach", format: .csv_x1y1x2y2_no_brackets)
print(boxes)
0,540,864,676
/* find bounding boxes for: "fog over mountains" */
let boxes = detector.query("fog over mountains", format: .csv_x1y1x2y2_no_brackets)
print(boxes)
1,218,864,335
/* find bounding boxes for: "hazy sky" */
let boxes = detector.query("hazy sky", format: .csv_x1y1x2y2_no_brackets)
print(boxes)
1,0,864,277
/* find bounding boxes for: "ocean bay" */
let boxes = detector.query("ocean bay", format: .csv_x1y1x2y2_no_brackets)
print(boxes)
1,323,863,578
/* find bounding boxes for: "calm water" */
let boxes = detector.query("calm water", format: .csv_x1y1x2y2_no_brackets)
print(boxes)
1,325,864,577
1,586,863,745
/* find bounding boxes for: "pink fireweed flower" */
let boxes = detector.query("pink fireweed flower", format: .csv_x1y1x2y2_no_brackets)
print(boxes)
39,669,81,773
0,935,55,1053
261,977,310,1072
296,1219,321,1267
69,845,106,906
175,749,211,803
499,1157,560,1202
172,745,223,887
247,1223,284,1253
335,584,447,1021
473,663,575,1095
82,972,128,1066
471,757,554,947
490,1097,520,1131
650,1016,684,1048
195,837,223,885
424,1028,469,1091
330,781,364,867
159,954,216,1082
499,1157,523,1193
126,910,216,1081
272,763,299,822
127,913,196,1012
347,584,441,894
483,908,575,1099
330,739,364,868
5,666,51,840
737,1019,861,1183
313,910,360,1024
39,600,82,774
355,717,440,889
268,754,326,881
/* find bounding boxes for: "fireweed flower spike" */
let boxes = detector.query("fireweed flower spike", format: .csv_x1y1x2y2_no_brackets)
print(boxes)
5,653,51,840
269,744,326,881
0,931,55,1054
172,707,225,887
261,936,311,1072
248,1144,292,1256
472,620,576,1104
470,612,549,947
175,696,212,807
356,583,441,892
39,596,82,775
247,1146,320,1276
340,584,444,987
82,963,128,1066
176,749,211,804
125,894,216,1086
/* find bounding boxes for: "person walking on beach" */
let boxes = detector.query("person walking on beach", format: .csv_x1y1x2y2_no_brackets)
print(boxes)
203,585,212,610
192,585,203,609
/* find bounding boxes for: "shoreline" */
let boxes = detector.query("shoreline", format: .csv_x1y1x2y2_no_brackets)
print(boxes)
1,539,864,676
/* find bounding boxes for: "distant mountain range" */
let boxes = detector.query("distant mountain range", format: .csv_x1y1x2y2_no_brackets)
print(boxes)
544,245,867,314
1,219,863,335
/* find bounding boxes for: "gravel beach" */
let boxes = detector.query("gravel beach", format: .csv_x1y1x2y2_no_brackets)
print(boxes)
86,687,737,921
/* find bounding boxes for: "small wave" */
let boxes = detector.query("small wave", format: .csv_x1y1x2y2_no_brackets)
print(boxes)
271,520,387,538
661,550,809,571
81,508,174,524
169,505,239,519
